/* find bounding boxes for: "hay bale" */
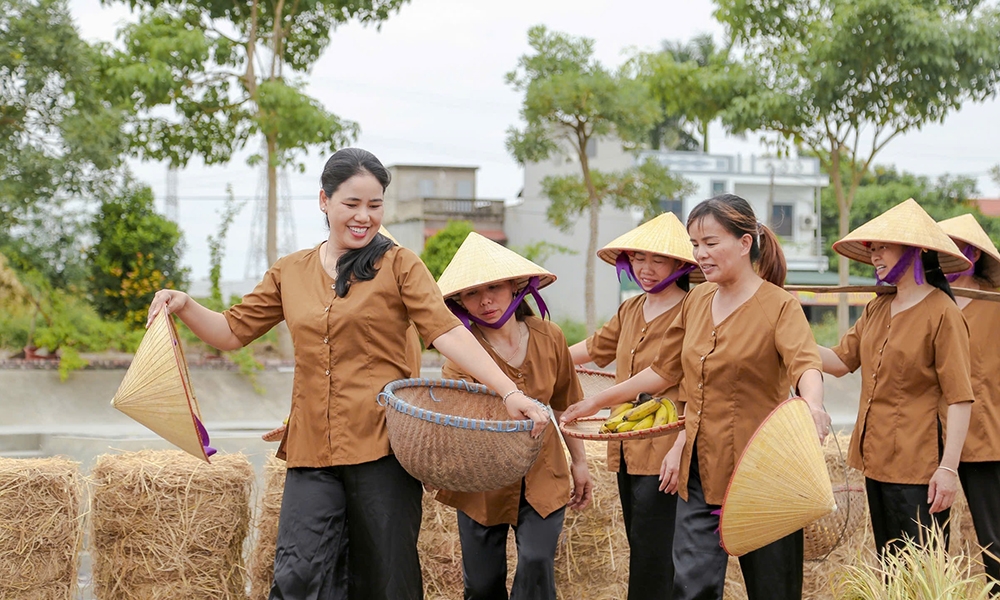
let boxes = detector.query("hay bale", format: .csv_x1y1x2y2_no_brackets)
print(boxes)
0,457,84,600
90,450,254,600
248,453,286,600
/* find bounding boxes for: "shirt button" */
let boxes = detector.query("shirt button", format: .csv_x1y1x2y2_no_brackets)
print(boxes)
697,410,702,415
711,330,716,336
697,383,703,389
331,284,336,290
700,356,705,362
325,370,331,376
630,349,635,354
324,306,330,313
323,337,329,344
641,327,647,333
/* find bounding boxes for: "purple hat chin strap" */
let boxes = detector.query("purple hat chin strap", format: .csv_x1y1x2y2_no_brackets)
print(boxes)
946,244,978,283
447,276,550,330
875,246,924,286
615,253,696,294
194,417,217,458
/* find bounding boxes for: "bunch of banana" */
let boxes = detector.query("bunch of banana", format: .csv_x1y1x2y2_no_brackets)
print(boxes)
599,393,678,433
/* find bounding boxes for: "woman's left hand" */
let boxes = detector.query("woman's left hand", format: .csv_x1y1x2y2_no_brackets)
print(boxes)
506,393,549,438
568,461,593,511
928,467,960,514
810,407,832,444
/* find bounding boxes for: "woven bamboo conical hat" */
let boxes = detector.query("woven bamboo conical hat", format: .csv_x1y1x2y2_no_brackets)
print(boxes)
832,198,971,274
597,212,704,284
437,232,555,299
111,310,212,462
938,214,1000,287
719,398,835,556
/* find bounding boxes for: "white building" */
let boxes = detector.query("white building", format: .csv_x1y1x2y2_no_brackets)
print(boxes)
505,138,830,324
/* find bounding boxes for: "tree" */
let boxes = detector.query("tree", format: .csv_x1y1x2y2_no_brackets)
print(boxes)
88,183,189,328
991,164,1000,189
637,34,747,152
105,0,408,268
421,220,474,280
506,25,689,333
1,0,130,288
716,0,1000,335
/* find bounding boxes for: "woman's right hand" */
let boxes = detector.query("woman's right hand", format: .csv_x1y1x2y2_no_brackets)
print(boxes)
559,396,602,424
146,289,189,328
506,393,549,438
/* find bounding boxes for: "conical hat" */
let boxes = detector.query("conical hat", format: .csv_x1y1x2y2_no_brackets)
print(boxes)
597,212,704,284
437,232,555,298
379,225,399,245
719,398,835,556
111,310,211,462
832,198,971,274
938,214,1000,287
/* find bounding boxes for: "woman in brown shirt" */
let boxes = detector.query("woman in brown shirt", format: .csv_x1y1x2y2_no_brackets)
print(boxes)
568,211,697,600
145,149,549,600
939,213,1000,582
819,199,974,558
563,194,828,600
434,233,591,600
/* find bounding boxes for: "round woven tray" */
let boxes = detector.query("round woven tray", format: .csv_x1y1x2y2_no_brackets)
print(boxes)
380,378,546,493
560,415,685,441
575,366,617,397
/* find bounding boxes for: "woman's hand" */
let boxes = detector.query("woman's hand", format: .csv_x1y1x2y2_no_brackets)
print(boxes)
559,397,602,424
928,467,960,514
147,289,190,328
506,392,549,438
658,436,685,494
811,407,832,445
568,461,593,511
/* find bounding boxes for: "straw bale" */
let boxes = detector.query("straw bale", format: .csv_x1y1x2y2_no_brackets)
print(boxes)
248,453,286,600
90,450,254,600
0,457,84,600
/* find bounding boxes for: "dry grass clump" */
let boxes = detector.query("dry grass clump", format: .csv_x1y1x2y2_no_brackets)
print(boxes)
0,457,84,600
248,453,286,600
90,450,254,600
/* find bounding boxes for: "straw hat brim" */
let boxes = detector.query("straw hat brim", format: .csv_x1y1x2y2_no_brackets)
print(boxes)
719,398,836,557
437,232,556,299
832,199,972,274
597,212,704,284
938,214,1000,287
111,310,211,462
378,225,399,245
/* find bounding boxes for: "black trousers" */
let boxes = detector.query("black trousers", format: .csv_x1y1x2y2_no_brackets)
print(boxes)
456,486,566,600
959,461,1000,583
269,454,423,600
673,448,803,600
865,477,950,558
617,449,677,600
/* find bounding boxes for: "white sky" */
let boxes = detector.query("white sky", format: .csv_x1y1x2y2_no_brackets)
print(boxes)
68,0,1000,281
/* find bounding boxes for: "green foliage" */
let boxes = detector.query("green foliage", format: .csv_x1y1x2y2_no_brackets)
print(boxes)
991,165,1000,189
205,187,246,312
88,183,189,328
833,524,995,599
556,318,588,347
810,311,840,347
421,220,474,280
1,0,130,289
510,241,577,267
229,346,264,394
57,347,88,382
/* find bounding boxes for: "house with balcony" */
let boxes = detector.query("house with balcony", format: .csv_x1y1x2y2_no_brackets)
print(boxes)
382,164,505,253
505,138,831,323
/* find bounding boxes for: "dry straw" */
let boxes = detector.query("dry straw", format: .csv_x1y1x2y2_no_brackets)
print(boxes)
0,457,84,600
248,453,287,600
90,450,254,600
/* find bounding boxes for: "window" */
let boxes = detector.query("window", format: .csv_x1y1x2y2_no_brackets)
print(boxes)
456,180,473,199
659,199,683,219
418,179,435,198
771,204,794,237
711,180,726,196
585,137,597,158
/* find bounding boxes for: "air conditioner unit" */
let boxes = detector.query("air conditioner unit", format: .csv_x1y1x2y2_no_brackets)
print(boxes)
799,213,818,230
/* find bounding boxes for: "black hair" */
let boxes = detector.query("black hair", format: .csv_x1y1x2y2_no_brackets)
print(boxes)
676,273,690,291
320,148,394,297
514,298,535,320
922,250,956,302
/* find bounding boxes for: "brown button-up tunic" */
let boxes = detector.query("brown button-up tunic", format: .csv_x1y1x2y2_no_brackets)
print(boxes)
961,299,1000,462
833,290,974,483
586,294,683,475
223,244,461,468
436,317,583,526
651,281,822,505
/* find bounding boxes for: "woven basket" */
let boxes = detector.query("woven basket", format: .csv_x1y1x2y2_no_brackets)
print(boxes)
380,378,546,493
803,484,867,561
575,366,617,397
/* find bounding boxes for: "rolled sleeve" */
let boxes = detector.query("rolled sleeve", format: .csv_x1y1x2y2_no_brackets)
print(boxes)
586,311,622,368
394,249,462,345
935,308,974,405
774,299,823,391
222,265,284,346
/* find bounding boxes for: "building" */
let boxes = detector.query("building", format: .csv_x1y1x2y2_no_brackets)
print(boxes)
505,138,831,324
382,164,506,253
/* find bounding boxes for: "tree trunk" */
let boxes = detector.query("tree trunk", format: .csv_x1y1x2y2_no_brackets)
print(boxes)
578,137,600,334
831,150,852,338
265,134,291,358
701,121,709,153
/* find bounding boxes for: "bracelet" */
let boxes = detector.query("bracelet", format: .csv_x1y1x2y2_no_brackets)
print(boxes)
502,389,525,405
936,465,959,477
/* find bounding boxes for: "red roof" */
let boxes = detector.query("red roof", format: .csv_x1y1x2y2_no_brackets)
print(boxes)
424,227,508,244
973,198,1000,217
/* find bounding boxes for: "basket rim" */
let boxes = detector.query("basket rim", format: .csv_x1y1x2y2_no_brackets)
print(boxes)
379,377,543,433
574,365,616,379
